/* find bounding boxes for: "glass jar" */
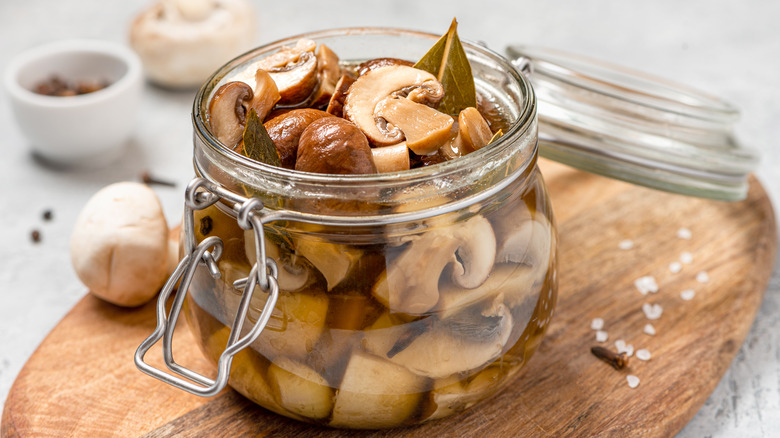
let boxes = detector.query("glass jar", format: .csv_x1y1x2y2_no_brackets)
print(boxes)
138,28,556,429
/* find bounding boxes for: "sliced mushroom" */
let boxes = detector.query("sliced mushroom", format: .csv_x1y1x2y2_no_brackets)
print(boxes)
331,351,425,428
218,283,329,360
293,230,363,291
362,302,513,379
325,73,356,117
375,96,454,155
372,214,496,315
437,263,542,320
309,44,341,108
295,117,378,175
244,230,312,292
268,357,334,420
204,326,289,417
249,69,281,122
455,107,493,153
255,39,318,106
371,142,410,173
426,366,504,421
498,217,555,307
356,57,414,76
208,81,253,147
343,66,444,146
264,109,334,169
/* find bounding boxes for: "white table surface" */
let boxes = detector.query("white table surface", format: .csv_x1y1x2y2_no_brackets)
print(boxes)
1,1,778,436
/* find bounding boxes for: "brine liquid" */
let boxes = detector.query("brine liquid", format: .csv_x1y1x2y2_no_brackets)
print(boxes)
182,165,557,429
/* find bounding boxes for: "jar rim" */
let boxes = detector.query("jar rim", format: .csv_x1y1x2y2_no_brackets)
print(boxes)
192,27,536,189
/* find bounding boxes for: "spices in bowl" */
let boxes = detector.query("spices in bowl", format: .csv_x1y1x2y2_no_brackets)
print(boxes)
4,39,143,166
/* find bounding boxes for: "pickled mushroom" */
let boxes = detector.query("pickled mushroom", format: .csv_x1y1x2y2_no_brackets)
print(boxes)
372,215,496,315
264,109,334,169
343,65,444,146
268,357,334,420
375,96,454,155
244,231,312,292
426,366,504,421
309,44,342,108
294,231,363,291
254,39,319,106
208,81,253,147
371,142,411,173
331,351,425,428
454,107,493,153
362,303,513,379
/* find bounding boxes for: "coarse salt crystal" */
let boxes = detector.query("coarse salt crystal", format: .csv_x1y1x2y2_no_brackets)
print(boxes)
596,330,608,342
634,276,659,295
627,375,640,388
669,262,682,273
636,349,651,361
614,340,634,357
680,252,693,264
677,228,692,239
618,239,635,250
591,318,604,330
644,323,656,336
681,289,696,301
642,303,663,320
696,271,710,283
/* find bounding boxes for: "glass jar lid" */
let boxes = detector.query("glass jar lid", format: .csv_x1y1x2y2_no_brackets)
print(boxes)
506,45,759,201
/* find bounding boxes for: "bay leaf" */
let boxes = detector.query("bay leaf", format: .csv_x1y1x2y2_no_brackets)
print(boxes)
414,18,477,116
242,108,281,167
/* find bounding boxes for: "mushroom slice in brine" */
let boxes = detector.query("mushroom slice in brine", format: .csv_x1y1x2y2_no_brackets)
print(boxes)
372,214,495,315
362,303,513,379
331,351,426,429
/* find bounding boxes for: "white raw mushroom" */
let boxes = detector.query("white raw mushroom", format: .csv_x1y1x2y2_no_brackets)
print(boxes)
70,182,169,307
129,0,256,88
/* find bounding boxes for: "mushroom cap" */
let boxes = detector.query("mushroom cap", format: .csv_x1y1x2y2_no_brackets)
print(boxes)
208,81,254,147
264,109,334,169
70,182,169,307
356,57,414,77
456,107,494,153
343,65,444,146
129,0,255,88
295,117,378,175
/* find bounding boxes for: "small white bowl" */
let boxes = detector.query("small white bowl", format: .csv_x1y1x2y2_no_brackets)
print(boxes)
5,39,143,166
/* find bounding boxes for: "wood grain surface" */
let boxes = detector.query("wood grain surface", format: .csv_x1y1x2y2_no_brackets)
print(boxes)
2,160,777,437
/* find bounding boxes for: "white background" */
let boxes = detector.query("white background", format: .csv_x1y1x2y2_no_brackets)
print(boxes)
1,1,778,436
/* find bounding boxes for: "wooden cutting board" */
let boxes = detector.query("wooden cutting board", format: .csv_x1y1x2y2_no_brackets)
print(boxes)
2,160,777,437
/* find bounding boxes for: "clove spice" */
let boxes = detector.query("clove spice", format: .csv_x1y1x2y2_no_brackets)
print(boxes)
141,171,176,188
591,345,628,370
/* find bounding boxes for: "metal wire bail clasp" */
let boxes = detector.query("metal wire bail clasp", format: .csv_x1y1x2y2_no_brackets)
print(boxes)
134,177,280,397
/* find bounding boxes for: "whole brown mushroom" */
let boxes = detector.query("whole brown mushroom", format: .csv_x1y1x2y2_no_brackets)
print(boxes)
295,118,377,175
264,109,334,169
